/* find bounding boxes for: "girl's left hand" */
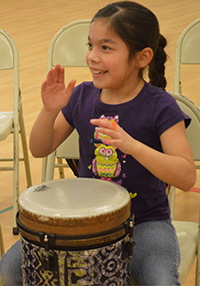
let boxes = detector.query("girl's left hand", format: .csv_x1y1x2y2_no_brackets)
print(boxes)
90,118,134,155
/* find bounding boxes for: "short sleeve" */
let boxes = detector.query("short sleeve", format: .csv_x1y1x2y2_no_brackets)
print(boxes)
152,91,191,137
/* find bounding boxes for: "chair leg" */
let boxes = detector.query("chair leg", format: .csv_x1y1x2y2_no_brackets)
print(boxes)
169,186,176,220
45,152,56,182
195,207,200,285
42,157,48,182
57,158,65,179
19,106,32,187
13,121,19,235
0,224,5,259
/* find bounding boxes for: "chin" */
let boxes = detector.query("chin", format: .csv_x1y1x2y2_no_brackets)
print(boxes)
92,80,105,89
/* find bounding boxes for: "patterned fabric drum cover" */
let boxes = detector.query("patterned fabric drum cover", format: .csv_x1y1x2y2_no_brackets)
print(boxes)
17,178,134,286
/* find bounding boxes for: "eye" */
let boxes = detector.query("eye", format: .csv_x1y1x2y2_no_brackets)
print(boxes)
102,45,110,51
87,42,93,50
106,148,113,157
99,147,106,156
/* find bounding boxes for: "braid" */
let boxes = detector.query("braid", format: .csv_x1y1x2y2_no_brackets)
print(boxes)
149,34,167,90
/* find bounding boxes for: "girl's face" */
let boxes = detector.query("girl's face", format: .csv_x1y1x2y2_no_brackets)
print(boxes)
86,19,140,94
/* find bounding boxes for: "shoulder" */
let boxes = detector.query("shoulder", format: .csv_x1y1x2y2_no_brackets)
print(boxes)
145,83,175,102
141,83,180,113
143,83,191,134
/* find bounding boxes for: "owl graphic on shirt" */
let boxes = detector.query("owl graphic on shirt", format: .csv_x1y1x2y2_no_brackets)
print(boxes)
92,143,121,178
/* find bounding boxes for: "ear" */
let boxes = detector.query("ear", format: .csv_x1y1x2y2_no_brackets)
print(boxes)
136,47,153,68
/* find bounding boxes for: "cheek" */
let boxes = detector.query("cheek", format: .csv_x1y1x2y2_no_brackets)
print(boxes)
85,51,89,65
110,61,127,76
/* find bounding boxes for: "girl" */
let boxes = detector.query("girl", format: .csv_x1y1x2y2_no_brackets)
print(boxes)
0,1,196,285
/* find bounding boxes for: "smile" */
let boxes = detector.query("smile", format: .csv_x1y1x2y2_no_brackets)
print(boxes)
91,69,107,75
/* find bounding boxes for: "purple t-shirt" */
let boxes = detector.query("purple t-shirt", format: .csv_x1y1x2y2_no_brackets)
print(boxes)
62,81,190,225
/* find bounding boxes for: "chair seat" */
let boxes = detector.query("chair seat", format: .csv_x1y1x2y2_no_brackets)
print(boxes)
172,220,199,284
0,112,13,141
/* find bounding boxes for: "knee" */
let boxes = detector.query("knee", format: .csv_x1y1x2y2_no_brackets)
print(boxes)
0,240,23,286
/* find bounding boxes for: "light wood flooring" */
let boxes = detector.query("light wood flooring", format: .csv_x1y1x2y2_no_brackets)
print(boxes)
1,0,200,285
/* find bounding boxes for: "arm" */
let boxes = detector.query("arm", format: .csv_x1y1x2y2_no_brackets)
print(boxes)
29,64,76,158
90,119,196,191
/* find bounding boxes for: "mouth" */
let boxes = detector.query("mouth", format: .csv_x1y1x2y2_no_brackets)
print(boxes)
90,68,107,75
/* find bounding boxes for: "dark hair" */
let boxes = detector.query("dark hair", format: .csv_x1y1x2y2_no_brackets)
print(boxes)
92,1,167,90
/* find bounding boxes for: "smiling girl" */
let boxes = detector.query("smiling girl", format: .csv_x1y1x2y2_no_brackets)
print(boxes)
0,1,196,285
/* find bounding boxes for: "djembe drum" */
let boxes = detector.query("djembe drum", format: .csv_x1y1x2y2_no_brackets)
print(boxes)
17,178,134,286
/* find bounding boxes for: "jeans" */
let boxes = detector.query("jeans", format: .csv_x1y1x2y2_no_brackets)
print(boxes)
130,219,181,285
0,219,181,286
0,239,22,286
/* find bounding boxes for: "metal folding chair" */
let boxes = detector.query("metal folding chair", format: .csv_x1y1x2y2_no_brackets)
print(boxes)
0,29,32,234
169,91,200,285
42,20,90,182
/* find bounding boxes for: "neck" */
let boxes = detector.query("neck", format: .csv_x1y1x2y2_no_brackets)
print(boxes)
100,78,144,105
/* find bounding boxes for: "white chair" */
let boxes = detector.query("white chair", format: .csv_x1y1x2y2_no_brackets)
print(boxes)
42,19,90,182
174,18,200,94
169,91,200,285
0,29,32,234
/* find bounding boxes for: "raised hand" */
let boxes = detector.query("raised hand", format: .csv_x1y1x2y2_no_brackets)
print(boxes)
41,64,76,114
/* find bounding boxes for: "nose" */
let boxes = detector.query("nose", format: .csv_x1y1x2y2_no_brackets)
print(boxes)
86,48,100,64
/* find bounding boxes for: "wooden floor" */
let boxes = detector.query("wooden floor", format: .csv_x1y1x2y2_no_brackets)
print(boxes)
0,0,200,285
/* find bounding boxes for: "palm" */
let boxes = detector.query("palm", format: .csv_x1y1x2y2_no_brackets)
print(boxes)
41,64,76,113
42,81,67,112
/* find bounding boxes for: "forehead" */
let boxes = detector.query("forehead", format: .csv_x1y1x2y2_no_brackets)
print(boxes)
88,19,123,44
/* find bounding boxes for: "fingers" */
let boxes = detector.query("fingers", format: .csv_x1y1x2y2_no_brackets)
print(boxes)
90,119,121,149
41,78,48,93
90,119,120,141
111,121,117,130
90,119,118,131
46,64,65,84
57,65,65,83
65,79,76,96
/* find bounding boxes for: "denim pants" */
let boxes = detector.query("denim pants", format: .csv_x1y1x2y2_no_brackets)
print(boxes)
0,219,181,286
130,219,181,285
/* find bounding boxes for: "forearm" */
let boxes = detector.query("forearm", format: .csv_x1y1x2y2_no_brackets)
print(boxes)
29,108,58,158
130,139,196,192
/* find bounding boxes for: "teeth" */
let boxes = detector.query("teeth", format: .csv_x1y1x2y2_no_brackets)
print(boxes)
93,70,105,75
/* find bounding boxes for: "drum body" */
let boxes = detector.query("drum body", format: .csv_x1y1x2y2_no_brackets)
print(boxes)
17,178,133,286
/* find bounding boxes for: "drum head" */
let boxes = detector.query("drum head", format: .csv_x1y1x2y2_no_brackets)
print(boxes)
19,178,130,218
18,178,131,237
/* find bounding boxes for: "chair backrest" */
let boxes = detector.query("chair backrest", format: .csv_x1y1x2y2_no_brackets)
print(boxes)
169,91,200,163
48,20,90,159
174,18,200,93
0,29,19,116
0,31,14,70
47,19,91,71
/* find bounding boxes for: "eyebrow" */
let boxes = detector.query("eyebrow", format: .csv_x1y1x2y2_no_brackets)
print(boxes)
88,36,117,45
